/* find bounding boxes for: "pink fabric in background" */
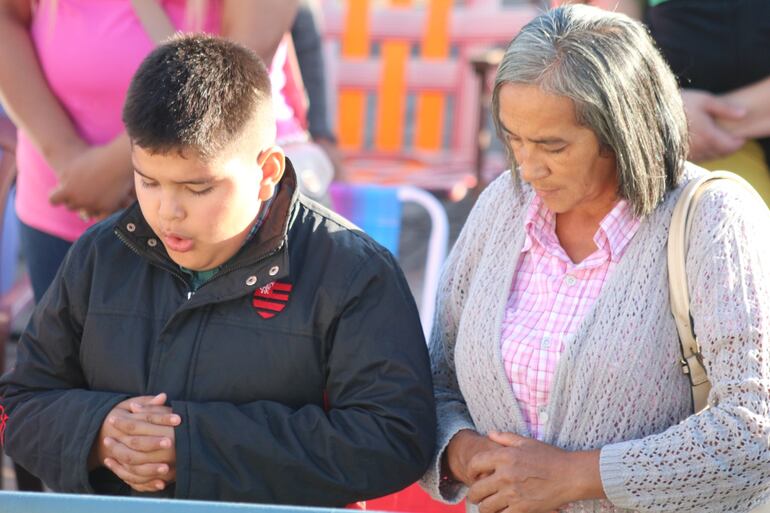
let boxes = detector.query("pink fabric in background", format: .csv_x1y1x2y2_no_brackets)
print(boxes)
500,195,640,440
15,0,221,242
271,36,307,146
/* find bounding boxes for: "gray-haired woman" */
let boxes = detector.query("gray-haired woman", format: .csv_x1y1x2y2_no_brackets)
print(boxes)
421,5,770,513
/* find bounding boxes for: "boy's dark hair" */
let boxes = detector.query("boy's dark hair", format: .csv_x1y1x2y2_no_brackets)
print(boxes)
123,34,273,160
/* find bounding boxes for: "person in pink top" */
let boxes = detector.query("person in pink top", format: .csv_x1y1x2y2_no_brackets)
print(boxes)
0,0,311,490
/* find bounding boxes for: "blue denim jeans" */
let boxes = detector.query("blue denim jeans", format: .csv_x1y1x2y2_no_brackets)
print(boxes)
19,222,72,303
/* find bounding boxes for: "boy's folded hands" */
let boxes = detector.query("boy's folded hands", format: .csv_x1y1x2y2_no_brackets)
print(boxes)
89,393,181,492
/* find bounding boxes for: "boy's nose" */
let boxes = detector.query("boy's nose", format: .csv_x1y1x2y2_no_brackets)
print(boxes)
158,195,184,221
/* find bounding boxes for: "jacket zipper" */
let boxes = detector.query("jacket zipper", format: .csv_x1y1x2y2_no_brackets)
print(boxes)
185,240,286,295
114,229,193,298
115,229,285,300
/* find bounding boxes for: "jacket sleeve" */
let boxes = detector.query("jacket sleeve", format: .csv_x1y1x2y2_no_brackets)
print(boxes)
419,178,513,503
0,241,129,492
171,248,436,506
600,181,770,512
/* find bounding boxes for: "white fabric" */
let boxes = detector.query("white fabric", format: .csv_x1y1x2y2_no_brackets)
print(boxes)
420,162,770,513
283,142,334,200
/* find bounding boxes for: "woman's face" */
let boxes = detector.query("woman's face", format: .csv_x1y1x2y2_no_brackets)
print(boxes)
498,83,619,216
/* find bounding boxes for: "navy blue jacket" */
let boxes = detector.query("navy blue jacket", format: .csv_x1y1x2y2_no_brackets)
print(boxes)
0,163,436,506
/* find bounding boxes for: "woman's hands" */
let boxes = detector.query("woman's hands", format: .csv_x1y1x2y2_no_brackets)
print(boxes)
445,429,502,486
446,430,604,513
47,133,135,219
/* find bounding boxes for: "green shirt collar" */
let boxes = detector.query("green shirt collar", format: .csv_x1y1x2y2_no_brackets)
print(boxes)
179,189,278,292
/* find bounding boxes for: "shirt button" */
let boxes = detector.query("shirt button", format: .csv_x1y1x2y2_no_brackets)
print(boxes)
564,275,577,287
541,335,551,349
539,408,549,423
268,266,280,276
126,223,136,232
245,276,257,286
147,238,158,247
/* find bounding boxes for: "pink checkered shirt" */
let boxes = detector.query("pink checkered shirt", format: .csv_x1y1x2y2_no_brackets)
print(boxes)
500,195,641,440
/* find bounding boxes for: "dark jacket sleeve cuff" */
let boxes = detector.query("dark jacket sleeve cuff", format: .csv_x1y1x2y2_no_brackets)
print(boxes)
78,393,131,493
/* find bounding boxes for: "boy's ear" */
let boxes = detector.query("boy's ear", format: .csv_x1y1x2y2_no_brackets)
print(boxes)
257,146,286,201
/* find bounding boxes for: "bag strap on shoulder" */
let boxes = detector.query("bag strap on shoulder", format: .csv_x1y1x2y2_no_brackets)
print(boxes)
668,170,762,413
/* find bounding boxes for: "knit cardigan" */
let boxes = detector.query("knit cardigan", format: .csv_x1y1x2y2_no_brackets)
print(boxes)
420,163,770,513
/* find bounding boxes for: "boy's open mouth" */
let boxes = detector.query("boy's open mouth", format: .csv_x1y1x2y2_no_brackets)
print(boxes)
162,232,194,253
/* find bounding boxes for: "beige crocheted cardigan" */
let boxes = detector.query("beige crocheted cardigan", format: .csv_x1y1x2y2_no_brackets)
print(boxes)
420,163,770,512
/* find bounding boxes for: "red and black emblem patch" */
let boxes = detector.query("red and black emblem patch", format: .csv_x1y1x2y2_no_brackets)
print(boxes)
252,281,292,319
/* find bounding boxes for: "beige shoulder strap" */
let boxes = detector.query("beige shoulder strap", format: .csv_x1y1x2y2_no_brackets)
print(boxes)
668,170,763,413
130,0,176,45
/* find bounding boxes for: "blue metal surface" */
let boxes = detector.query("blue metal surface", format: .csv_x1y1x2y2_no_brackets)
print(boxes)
0,491,345,513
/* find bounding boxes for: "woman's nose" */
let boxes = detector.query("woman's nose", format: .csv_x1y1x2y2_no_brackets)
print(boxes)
516,147,549,183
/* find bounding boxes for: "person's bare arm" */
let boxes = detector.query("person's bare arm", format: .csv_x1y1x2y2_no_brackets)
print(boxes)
130,0,300,65
221,0,299,63
0,0,134,217
0,0,87,171
0,113,16,152
718,76,770,140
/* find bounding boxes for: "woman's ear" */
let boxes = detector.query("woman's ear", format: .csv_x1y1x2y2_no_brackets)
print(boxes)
257,145,286,201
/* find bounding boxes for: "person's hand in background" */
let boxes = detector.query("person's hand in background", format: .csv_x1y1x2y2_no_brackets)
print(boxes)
681,89,746,162
48,133,134,220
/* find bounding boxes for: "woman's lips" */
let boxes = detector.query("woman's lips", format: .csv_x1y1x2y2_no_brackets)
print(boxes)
535,188,559,198
162,233,194,253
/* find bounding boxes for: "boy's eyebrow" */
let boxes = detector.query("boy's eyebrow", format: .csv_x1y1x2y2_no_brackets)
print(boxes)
132,166,214,185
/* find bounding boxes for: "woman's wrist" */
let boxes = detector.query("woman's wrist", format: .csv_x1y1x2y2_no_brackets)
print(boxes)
444,429,485,485
45,134,87,175
566,449,606,501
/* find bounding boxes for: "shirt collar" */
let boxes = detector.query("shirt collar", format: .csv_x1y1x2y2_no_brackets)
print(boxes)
179,185,280,288
522,194,640,263
597,197,640,262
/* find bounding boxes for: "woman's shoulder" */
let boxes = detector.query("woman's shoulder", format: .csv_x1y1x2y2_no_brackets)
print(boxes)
674,163,770,256
678,162,767,221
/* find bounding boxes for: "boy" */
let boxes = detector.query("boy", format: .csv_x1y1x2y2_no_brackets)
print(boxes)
0,35,436,505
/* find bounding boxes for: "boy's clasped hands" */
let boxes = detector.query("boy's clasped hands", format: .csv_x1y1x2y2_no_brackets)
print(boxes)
88,393,181,492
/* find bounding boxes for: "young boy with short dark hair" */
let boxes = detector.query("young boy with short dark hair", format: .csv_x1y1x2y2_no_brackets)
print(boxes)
0,34,435,506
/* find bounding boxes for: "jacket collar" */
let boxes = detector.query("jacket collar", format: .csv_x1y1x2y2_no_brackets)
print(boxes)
113,158,301,291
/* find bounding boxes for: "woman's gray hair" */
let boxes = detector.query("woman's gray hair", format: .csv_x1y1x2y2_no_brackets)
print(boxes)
492,5,688,217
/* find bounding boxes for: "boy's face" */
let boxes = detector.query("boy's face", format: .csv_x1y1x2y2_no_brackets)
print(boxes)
131,144,285,271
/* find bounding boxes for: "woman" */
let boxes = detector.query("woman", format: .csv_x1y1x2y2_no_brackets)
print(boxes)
421,5,770,513
553,0,770,204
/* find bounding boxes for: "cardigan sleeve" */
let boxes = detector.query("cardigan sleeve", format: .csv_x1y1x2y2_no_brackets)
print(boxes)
419,175,516,503
600,181,770,513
